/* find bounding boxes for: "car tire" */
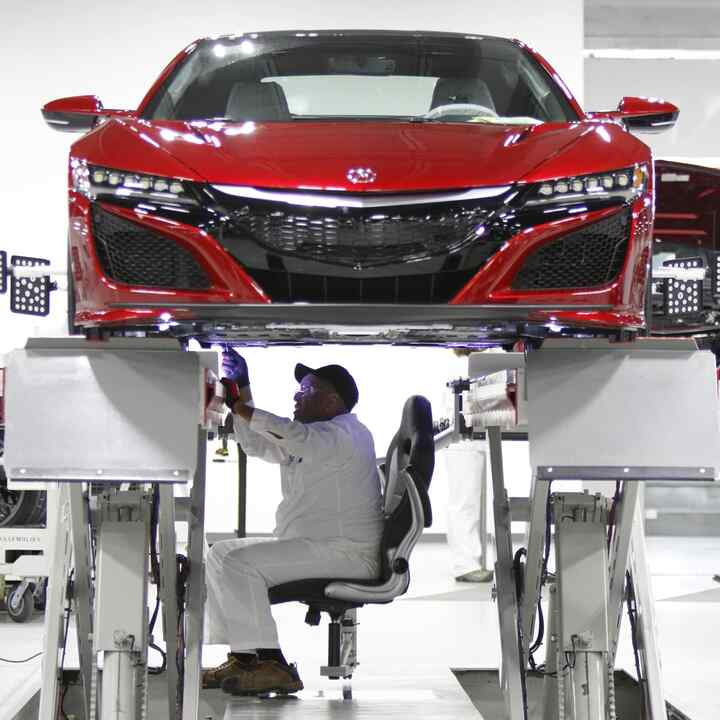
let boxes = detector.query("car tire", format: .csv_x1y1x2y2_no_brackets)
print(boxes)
67,250,81,336
0,471,47,527
0,431,46,528
34,579,48,611
7,585,34,623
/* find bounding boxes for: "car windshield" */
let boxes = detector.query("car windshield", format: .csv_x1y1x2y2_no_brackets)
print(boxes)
143,33,579,125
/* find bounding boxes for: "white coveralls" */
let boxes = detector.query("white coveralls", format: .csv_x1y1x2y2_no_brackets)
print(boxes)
443,441,489,578
206,408,384,651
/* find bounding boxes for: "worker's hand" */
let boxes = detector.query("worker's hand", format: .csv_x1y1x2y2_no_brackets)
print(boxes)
220,378,241,411
222,347,250,388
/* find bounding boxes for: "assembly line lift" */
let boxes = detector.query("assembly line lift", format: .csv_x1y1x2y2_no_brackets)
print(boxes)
2,334,719,720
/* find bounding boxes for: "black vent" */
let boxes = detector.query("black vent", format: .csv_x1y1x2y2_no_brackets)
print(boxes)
225,198,498,269
91,205,211,290
249,268,477,303
512,208,631,290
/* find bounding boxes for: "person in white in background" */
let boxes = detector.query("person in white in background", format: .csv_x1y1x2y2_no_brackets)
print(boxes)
443,347,517,583
202,349,383,695
444,440,494,582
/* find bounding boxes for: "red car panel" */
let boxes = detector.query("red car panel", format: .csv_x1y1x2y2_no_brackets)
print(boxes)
44,31,676,341
77,118,648,193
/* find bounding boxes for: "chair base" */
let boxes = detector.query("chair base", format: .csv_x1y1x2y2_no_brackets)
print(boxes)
321,664,354,680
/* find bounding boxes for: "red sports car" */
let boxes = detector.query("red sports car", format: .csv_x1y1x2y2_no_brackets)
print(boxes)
43,30,678,344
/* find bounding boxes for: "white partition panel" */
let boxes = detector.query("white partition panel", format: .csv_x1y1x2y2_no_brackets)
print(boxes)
527,339,720,479
4,339,203,483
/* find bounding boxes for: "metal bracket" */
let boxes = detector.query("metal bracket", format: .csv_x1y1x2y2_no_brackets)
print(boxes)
537,465,714,481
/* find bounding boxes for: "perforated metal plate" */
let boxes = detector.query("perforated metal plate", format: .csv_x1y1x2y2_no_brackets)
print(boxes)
663,256,704,317
664,278,703,316
0,250,7,294
712,252,720,297
10,255,50,316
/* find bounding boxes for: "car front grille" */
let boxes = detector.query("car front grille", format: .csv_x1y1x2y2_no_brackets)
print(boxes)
213,188,510,303
234,204,495,269
511,208,631,290
91,205,211,290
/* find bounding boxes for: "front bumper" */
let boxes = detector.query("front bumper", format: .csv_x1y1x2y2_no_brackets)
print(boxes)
68,186,653,341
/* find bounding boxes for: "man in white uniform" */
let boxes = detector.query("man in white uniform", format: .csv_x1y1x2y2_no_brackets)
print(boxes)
203,349,383,695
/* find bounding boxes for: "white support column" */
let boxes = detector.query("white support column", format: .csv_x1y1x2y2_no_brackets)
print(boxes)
100,651,137,720
488,426,527,720
94,491,151,720
606,481,640,664
158,484,180,718
570,652,606,720
68,483,94,720
540,582,560,720
552,492,610,720
521,476,552,659
629,485,666,720
181,427,208,720
38,484,73,720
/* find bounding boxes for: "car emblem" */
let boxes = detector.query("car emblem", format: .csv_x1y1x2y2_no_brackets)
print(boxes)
347,167,377,185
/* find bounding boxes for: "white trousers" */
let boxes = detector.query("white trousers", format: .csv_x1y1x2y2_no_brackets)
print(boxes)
444,441,489,577
205,536,380,651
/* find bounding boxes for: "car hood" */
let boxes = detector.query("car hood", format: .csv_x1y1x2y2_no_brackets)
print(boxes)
78,117,651,192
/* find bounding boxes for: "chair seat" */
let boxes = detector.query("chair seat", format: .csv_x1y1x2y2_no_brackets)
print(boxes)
268,577,386,607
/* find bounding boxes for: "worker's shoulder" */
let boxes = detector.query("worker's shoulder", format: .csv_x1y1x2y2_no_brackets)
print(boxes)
333,413,375,445
333,411,366,428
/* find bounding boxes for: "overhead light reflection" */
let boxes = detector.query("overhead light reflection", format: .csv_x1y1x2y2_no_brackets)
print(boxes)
224,121,257,136
139,132,160,149
596,126,612,143
552,74,574,101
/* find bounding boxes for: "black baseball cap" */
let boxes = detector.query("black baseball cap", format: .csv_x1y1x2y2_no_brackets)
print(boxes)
294,363,359,411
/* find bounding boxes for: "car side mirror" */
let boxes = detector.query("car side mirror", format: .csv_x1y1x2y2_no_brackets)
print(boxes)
41,95,111,133
590,96,679,134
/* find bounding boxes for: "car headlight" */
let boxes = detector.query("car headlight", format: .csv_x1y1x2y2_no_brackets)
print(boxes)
523,164,649,207
70,158,197,206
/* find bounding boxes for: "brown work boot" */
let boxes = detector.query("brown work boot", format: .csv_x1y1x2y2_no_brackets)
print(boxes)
202,654,256,689
220,660,304,695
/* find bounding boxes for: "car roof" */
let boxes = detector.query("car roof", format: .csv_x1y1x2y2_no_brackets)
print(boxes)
195,29,519,45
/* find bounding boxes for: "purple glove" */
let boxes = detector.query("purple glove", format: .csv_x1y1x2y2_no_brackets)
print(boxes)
222,348,250,388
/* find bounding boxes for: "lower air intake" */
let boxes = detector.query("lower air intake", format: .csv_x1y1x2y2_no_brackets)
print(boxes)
512,208,631,290
91,205,211,290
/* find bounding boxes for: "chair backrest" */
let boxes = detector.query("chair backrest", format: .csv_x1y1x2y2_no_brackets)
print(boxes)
430,77,496,112
225,81,291,122
382,395,434,548
325,395,434,604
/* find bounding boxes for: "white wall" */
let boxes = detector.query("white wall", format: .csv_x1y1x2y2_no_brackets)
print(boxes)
1,1,577,532
207,345,470,534
204,345,536,536
585,56,720,162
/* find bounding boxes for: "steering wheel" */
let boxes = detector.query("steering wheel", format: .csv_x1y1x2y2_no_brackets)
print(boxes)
423,103,498,120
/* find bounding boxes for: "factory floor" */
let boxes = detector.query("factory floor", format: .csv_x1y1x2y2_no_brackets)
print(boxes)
1,536,719,720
